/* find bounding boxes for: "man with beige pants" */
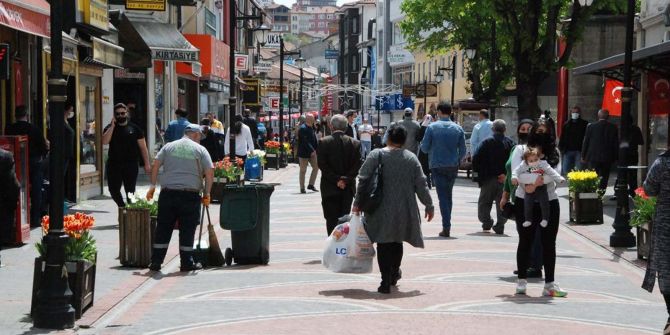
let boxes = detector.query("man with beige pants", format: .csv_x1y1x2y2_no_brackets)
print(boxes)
298,114,319,193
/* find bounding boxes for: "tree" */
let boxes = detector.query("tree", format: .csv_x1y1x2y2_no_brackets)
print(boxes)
401,0,625,120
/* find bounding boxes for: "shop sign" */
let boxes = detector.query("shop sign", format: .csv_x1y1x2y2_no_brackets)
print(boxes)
191,62,202,77
0,1,50,38
253,61,272,73
241,78,260,106
126,0,166,11
414,83,438,98
262,33,281,49
235,54,248,71
269,97,280,111
387,47,413,66
325,49,338,59
43,36,78,61
114,68,146,79
92,37,123,68
83,0,109,31
152,49,198,62
0,44,9,80
206,81,224,92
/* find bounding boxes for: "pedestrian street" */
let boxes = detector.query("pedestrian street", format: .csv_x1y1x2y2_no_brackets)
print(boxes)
72,165,665,335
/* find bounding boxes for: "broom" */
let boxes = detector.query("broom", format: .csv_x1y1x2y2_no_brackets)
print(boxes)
205,206,225,266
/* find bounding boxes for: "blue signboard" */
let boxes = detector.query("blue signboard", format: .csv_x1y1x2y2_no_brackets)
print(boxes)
325,49,339,59
376,94,415,111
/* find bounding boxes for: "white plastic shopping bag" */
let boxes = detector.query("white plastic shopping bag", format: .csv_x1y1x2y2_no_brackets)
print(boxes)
346,214,375,259
322,220,373,273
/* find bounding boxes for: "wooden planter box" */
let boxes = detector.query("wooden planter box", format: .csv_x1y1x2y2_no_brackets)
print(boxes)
211,179,228,203
637,222,652,260
569,192,604,224
31,255,97,319
119,208,156,268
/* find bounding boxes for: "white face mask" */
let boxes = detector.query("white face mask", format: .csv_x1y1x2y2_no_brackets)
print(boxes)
67,111,75,119
571,113,580,120
528,161,540,168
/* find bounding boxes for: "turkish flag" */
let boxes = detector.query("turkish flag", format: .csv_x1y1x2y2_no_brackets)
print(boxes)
648,73,670,116
602,79,623,116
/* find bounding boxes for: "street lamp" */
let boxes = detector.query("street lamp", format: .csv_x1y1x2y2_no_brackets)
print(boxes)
279,36,301,163
436,53,457,107
253,23,271,47
295,55,306,116
610,0,637,247
33,0,76,328
228,3,265,157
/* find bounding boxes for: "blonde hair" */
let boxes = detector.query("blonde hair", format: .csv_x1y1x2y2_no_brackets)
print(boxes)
523,147,540,163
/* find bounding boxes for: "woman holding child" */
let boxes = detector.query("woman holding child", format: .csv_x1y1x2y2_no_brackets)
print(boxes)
503,119,567,297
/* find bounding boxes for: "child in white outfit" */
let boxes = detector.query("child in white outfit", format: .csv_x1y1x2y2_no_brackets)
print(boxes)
512,147,565,228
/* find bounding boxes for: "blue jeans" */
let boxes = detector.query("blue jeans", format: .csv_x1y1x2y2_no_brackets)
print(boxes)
431,167,458,230
360,141,372,158
561,150,582,175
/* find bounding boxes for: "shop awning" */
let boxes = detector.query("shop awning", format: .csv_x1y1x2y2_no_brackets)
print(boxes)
81,37,124,69
0,0,50,38
117,14,199,69
573,41,670,80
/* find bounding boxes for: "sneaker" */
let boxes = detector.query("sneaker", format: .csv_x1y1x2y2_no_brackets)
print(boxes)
522,221,532,227
438,229,450,238
180,263,203,272
516,279,527,295
542,282,568,297
148,263,161,271
540,220,548,228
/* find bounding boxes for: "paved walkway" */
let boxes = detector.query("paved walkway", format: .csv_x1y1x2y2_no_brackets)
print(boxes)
1,164,665,334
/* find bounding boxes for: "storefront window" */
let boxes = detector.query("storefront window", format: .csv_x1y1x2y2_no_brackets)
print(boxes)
649,115,668,166
79,76,100,175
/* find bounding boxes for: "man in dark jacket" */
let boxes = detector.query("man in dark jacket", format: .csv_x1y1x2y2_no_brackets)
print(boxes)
6,106,48,227
472,119,515,234
242,109,259,149
559,106,588,175
199,119,223,162
318,114,362,235
298,114,319,193
344,110,358,140
0,147,20,265
582,109,619,192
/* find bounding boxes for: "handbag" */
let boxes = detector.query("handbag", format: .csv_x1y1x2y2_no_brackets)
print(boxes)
358,152,383,213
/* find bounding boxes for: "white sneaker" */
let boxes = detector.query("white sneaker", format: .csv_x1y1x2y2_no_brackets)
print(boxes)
543,282,568,297
516,279,527,295
540,220,548,228
522,221,532,228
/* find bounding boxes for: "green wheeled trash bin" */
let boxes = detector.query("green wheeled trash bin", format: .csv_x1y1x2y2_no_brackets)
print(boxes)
219,183,275,265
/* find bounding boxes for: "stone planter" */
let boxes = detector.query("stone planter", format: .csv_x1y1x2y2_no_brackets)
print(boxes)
569,192,603,224
31,254,97,319
119,208,155,268
637,222,652,260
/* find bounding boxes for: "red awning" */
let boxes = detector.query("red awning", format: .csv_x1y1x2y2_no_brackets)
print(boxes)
0,0,50,38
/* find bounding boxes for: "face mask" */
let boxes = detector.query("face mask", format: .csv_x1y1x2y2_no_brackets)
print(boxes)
571,113,580,120
116,116,128,124
518,133,529,142
528,161,540,167
67,112,74,119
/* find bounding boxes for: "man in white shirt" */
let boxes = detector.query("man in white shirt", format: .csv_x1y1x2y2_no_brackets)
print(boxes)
224,115,255,160
358,118,374,158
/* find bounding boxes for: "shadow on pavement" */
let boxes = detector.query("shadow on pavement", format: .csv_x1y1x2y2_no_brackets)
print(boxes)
318,288,423,300
466,232,510,238
496,294,555,304
497,276,544,284
303,260,321,265
423,236,458,241
91,224,119,231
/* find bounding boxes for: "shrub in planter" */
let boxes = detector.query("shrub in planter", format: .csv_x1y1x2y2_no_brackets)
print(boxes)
630,187,656,260
33,213,97,319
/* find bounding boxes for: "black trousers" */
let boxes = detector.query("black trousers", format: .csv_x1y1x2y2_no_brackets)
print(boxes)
322,191,354,236
107,161,139,207
515,197,559,283
151,190,201,267
589,162,611,191
377,243,403,281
